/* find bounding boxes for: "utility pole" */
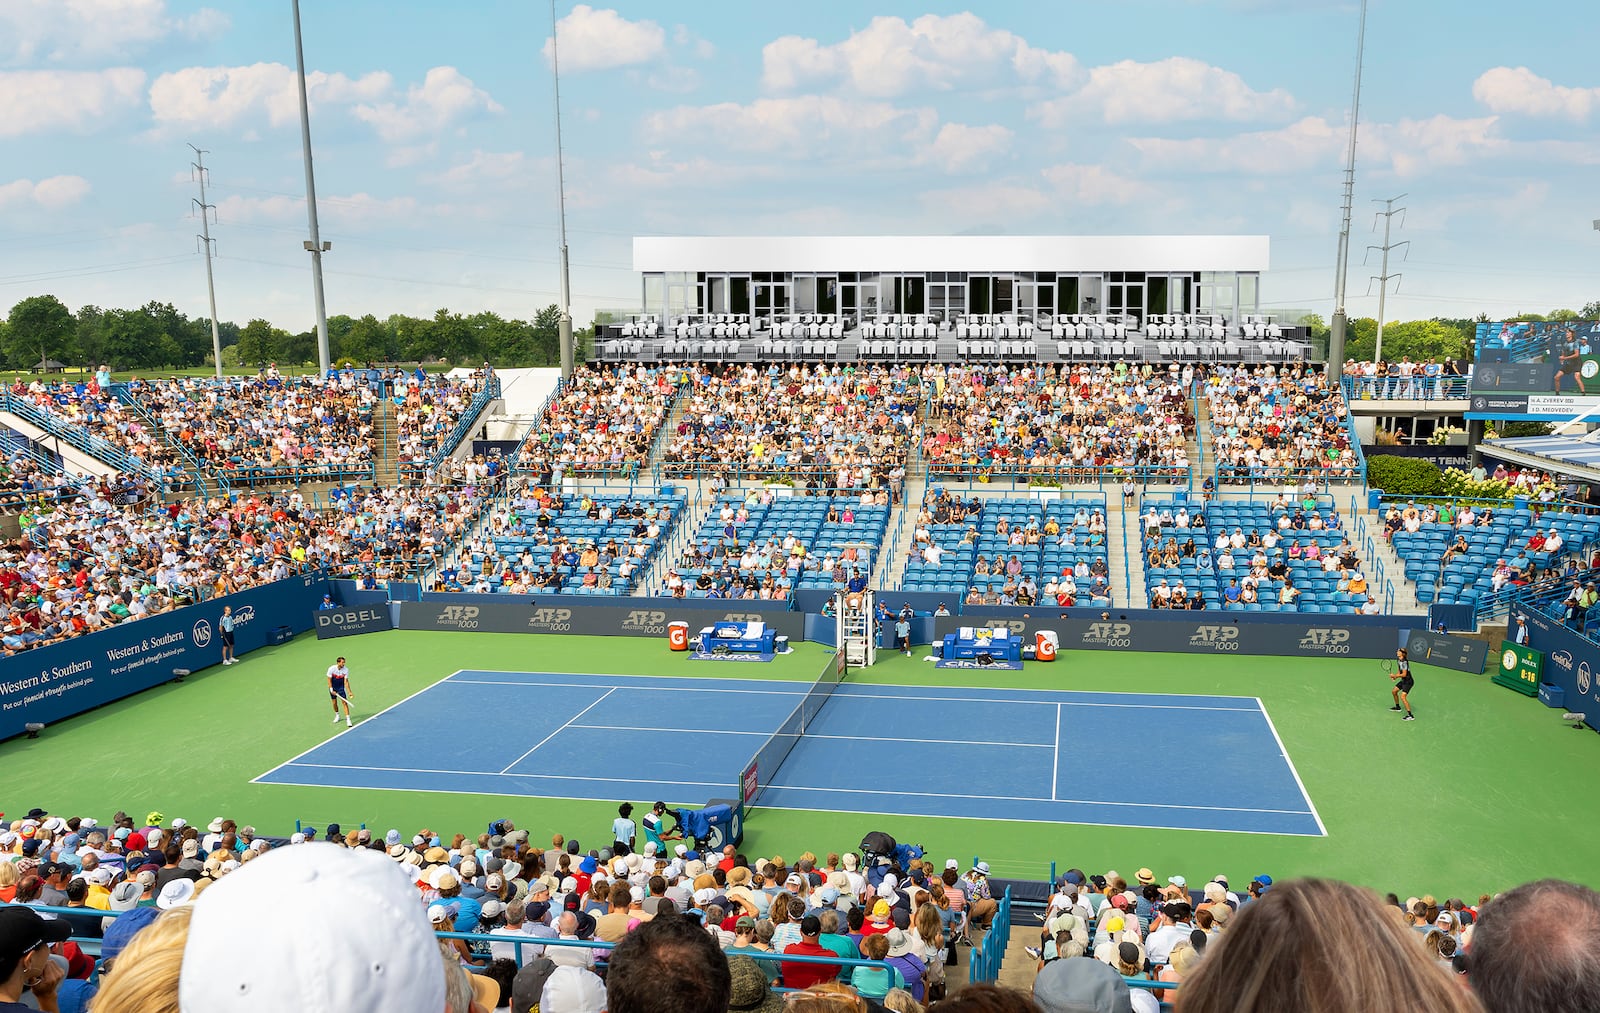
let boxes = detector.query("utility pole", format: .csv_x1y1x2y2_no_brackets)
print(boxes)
291,0,331,378
189,145,224,379
1365,195,1409,366
1327,0,1368,373
550,0,575,378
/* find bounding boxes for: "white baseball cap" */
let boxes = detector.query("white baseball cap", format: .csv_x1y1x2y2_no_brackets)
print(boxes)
542,966,607,1013
178,843,445,1013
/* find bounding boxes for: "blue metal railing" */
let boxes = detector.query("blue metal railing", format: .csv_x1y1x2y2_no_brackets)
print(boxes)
108,384,215,498
0,392,170,488
399,374,503,480
926,464,1192,490
969,886,1012,984
1341,374,1469,401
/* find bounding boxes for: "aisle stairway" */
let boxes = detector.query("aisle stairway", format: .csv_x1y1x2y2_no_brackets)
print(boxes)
1109,494,1146,608
373,398,400,486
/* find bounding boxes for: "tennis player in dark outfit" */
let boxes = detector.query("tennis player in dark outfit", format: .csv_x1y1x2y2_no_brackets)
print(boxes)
1390,648,1415,720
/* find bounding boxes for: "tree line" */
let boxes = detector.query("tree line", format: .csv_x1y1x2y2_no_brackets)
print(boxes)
1299,301,1600,363
0,294,591,372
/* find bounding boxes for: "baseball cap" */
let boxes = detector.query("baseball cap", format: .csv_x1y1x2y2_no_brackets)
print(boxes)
0,905,72,961
1033,956,1135,1013
541,965,606,1013
178,843,445,1013
99,906,160,963
511,958,559,1013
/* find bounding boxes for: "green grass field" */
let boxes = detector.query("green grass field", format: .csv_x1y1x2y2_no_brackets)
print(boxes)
4,630,1593,898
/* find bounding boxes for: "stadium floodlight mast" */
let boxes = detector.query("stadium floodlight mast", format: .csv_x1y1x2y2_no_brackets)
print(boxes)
550,0,575,379
291,0,332,379
1326,0,1369,373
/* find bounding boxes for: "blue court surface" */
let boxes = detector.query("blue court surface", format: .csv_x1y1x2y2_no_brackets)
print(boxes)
255,670,1325,837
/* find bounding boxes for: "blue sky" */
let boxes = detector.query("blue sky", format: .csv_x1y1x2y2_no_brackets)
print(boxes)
1,0,1596,334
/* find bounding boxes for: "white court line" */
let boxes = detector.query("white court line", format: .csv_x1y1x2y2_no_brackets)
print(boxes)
447,679,810,698
448,669,815,691
271,759,729,788
1052,703,1062,802
253,768,1323,838
1255,696,1329,838
499,688,617,774
833,690,1259,712
252,668,470,784
762,782,1318,816
567,723,1053,749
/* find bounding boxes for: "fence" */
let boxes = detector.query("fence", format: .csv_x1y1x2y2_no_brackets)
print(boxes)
928,463,1193,492
1341,374,1470,401
968,886,1012,983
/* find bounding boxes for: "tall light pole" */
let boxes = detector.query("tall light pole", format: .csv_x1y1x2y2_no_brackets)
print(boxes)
291,0,331,378
550,0,575,378
189,145,224,379
1327,0,1368,373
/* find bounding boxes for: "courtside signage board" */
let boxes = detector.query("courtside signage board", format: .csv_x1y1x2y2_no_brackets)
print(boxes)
1493,640,1542,697
0,573,329,741
314,606,395,640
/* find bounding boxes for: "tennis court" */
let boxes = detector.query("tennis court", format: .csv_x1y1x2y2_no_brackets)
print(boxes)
254,667,1324,837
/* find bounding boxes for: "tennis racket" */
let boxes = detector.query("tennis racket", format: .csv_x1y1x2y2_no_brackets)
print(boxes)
1381,659,1393,674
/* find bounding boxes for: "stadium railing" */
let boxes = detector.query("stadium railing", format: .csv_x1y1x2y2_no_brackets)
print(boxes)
926,464,1192,491
968,886,1012,983
1340,374,1469,401
506,376,566,475
107,384,217,498
398,374,503,482
0,392,176,492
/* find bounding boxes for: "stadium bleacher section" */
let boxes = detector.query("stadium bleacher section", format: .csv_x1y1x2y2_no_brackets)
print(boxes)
1204,365,1360,486
516,364,677,478
664,490,889,599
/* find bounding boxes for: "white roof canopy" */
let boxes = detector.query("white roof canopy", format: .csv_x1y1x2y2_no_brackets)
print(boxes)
633,235,1269,274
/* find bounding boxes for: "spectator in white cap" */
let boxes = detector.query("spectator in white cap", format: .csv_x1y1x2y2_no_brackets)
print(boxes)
964,862,996,929
542,965,606,1013
178,842,445,1012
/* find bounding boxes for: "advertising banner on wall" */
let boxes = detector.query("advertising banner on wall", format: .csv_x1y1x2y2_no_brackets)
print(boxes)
932,615,1403,659
314,605,397,640
0,573,329,741
396,600,806,641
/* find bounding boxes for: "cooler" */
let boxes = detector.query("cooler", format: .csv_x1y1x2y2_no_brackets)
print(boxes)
1036,630,1058,662
668,621,689,651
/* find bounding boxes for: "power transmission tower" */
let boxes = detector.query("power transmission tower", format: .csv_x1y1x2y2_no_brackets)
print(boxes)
1365,195,1409,366
189,145,224,379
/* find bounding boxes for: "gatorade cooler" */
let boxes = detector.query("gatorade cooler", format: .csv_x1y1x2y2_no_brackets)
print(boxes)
1036,630,1059,662
668,621,689,651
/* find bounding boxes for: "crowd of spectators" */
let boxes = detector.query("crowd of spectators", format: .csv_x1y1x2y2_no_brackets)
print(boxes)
518,365,677,479
660,364,921,489
1341,357,1468,400
6,374,194,491
2,804,1596,1013
922,363,1195,481
1205,364,1360,484
436,479,673,595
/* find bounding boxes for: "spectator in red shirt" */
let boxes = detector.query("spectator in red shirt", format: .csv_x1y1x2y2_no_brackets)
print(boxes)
781,915,840,990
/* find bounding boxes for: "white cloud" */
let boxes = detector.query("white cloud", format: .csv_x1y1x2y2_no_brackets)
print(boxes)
424,150,528,187
1040,163,1155,205
1365,115,1504,177
919,122,1013,173
0,0,228,64
643,95,937,156
147,62,392,132
1128,116,1341,173
352,67,501,142
0,69,146,137
544,5,664,72
762,13,1079,97
1473,66,1600,121
215,191,422,227
1128,113,1505,178
1032,57,1296,126
0,175,92,210
916,182,1054,218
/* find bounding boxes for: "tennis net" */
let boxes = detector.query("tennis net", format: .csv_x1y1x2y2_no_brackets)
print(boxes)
739,651,846,808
